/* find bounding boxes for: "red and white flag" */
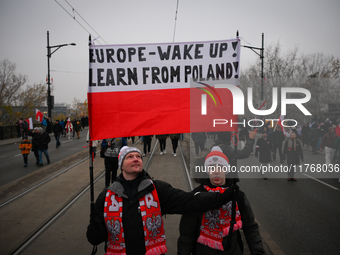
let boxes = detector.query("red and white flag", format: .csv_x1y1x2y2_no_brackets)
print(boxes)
88,39,241,140
26,117,33,130
276,115,287,136
36,109,44,122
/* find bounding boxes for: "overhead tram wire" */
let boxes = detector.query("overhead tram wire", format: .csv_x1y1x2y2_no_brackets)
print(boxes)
64,0,108,45
54,0,107,45
172,0,180,42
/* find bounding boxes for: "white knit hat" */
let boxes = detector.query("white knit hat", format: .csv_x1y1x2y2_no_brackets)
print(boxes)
118,146,143,170
204,146,230,168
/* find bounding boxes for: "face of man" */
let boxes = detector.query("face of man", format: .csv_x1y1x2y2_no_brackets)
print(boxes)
121,152,143,180
290,132,297,140
262,132,267,139
209,164,226,186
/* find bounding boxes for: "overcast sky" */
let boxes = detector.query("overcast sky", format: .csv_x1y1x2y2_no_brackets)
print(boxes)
1,0,339,105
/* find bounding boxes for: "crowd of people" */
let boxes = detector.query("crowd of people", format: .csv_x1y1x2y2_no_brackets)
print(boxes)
13,115,340,254
16,117,86,167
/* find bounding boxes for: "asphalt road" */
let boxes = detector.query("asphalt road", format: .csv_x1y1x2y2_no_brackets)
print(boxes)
0,129,90,187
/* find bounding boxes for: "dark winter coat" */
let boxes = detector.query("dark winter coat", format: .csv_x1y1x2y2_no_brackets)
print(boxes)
283,139,303,165
301,125,310,144
36,132,51,150
255,138,272,163
320,131,338,149
52,123,63,134
28,130,39,151
178,183,264,255
270,130,285,147
238,128,249,142
156,134,168,140
309,128,319,147
86,170,235,255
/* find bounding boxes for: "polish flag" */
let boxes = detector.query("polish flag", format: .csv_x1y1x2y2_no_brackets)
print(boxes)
26,117,33,130
36,109,44,122
87,39,241,141
276,115,286,136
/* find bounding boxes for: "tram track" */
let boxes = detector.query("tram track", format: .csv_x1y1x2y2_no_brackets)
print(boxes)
5,136,193,254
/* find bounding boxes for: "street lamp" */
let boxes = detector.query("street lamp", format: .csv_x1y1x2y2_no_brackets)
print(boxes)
239,31,265,106
47,31,76,118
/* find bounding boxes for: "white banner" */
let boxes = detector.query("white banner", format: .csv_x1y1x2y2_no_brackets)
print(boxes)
88,39,241,93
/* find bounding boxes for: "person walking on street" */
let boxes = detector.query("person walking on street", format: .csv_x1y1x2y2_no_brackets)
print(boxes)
178,146,265,255
192,132,206,155
270,126,285,163
283,132,303,182
72,119,77,137
101,138,126,188
143,135,153,156
74,120,82,139
156,134,168,155
36,127,51,166
301,123,310,148
19,137,32,167
28,128,40,165
320,127,338,168
20,118,29,139
65,119,73,140
170,133,180,157
86,146,238,255
52,120,63,148
255,131,272,180
238,126,249,149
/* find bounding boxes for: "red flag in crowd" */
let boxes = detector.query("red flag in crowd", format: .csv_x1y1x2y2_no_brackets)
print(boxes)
36,109,44,121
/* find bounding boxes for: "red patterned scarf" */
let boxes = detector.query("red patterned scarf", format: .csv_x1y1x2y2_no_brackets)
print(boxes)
197,185,242,251
104,182,167,255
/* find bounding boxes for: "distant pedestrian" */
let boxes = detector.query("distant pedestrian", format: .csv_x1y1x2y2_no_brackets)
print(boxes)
270,126,285,163
320,127,338,167
52,120,63,148
101,138,126,188
74,120,82,139
283,132,303,181
28,128,40,165
255,131,272,179
156,134,168,155
46,117,53,134
238,126,249,149
301,123,310,147
192,132,206,155
36,127,51,166
20,118,29,139
19,137,32,167
170,133,180,157
15,119,21,138
143,135,153,156
65,119,73,140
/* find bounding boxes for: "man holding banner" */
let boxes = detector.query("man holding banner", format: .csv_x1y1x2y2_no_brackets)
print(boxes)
87,146,238,255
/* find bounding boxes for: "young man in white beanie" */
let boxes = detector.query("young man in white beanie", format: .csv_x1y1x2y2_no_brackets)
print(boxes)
87,146,238,255
178,146,264,255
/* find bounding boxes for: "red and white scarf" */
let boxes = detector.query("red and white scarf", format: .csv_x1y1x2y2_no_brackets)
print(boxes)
104,182,167,255
197,185,242,251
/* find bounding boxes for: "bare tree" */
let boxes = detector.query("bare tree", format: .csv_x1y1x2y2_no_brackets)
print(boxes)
0,59,27,123
240,42,340,123
16,83,47,120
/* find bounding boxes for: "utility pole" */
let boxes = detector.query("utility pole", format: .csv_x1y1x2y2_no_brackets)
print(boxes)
240,32,265,106
46,31,76,118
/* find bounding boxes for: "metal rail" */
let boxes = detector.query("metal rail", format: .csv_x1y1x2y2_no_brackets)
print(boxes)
0,156,90,208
